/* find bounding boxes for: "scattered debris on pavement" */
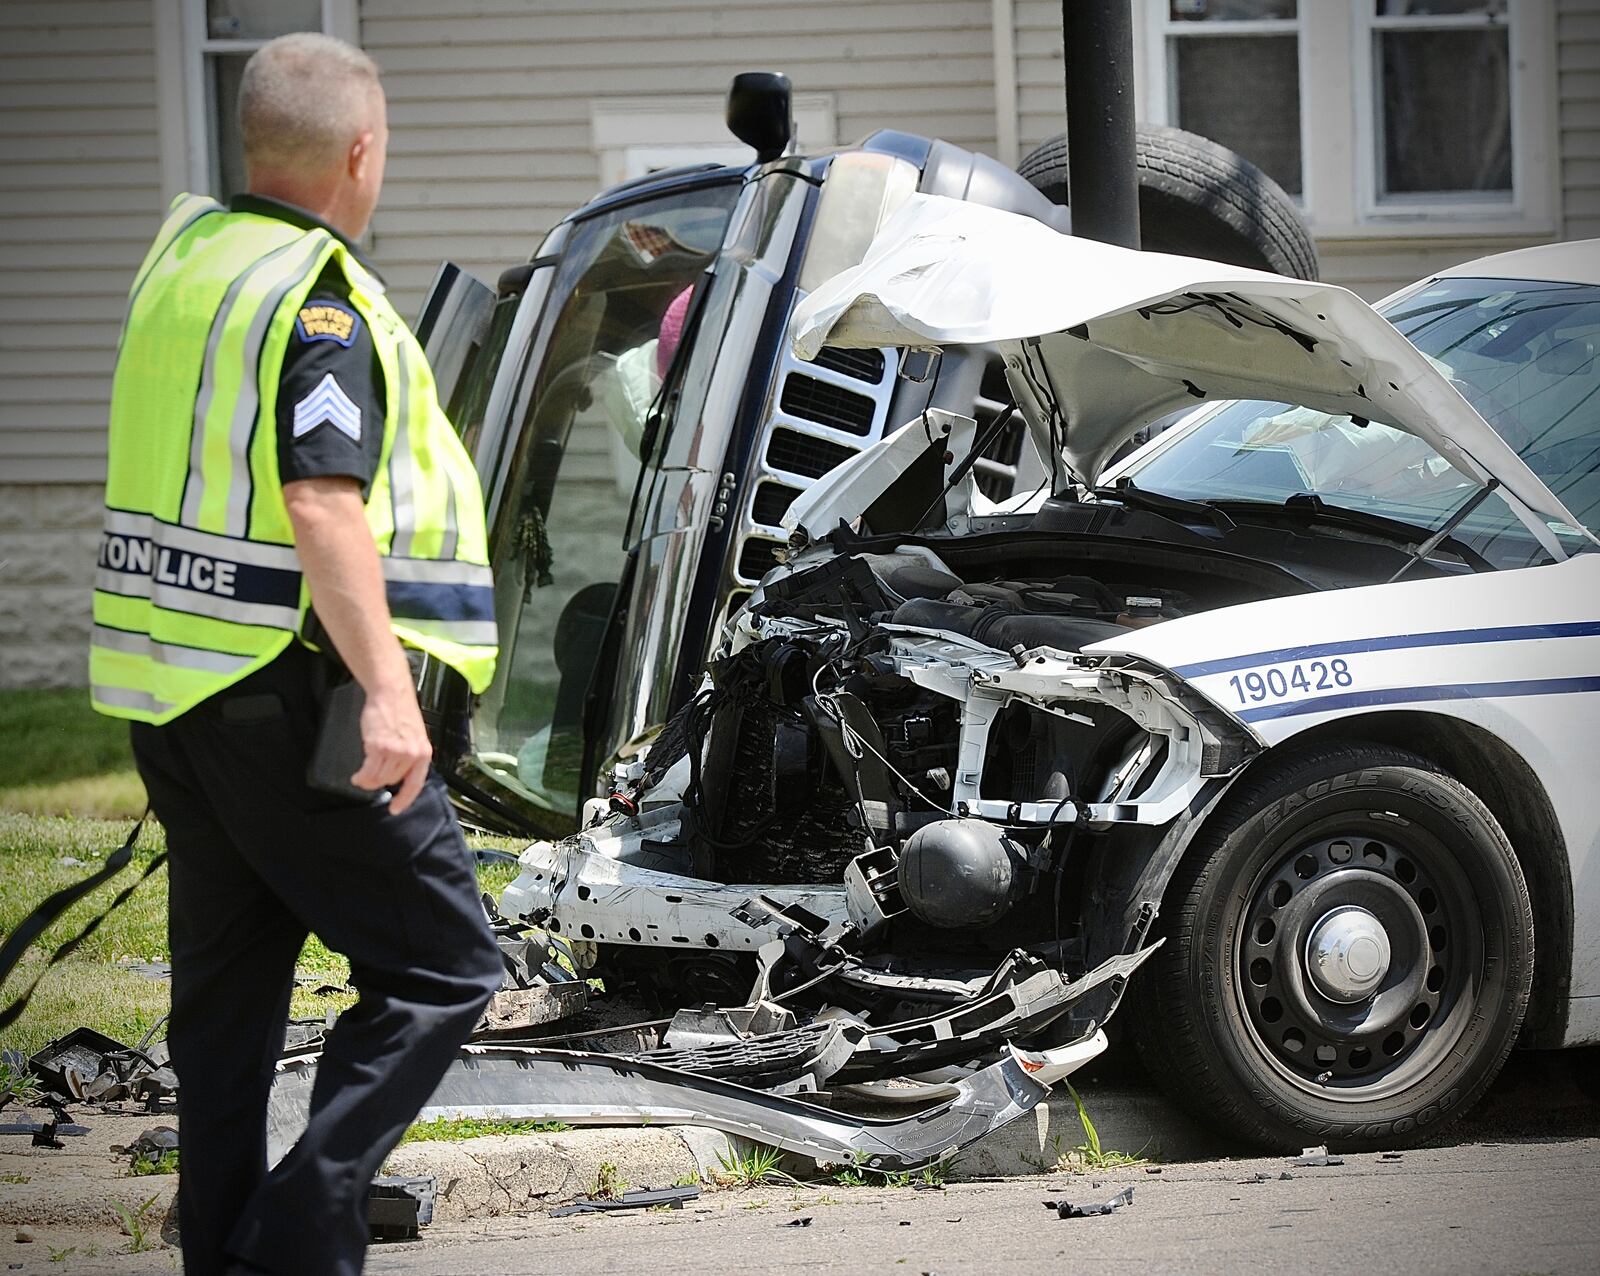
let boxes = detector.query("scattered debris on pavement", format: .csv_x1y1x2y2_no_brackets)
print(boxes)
1293,1145,1346,1167
367,1175,436,1240
368,1180,426,1240
112,1125,178,1169
1043,1186,1135,1218
550,1185,701,1216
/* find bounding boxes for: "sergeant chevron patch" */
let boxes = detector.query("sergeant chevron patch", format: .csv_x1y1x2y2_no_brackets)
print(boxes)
292,373,362,442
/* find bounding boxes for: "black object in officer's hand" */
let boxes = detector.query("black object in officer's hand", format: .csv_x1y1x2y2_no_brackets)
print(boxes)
307,674,388,804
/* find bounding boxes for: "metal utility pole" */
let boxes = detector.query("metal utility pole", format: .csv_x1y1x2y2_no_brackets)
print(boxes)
1062,0,1141,248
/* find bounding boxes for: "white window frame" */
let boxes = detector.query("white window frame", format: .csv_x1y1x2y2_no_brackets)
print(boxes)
591,95,837,189
1353,3,1541,224
1139,0,1557,240
154,0,360,201
1142,2,1312,209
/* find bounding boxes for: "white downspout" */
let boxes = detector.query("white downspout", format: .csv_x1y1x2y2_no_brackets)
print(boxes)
991,0,1019,168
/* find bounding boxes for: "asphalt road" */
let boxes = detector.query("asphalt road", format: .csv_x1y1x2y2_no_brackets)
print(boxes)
31,1047,1600,1276
362,1138,1600,1276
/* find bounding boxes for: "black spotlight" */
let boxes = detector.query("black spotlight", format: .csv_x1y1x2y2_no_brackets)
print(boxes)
726,71,793,164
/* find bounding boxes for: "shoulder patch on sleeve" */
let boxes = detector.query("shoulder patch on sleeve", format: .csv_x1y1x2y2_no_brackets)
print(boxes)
292,373,362,442
295,302,360,347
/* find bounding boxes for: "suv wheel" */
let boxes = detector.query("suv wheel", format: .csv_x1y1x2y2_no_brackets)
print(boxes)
1018,123,1320,280
1133,743,1534,1150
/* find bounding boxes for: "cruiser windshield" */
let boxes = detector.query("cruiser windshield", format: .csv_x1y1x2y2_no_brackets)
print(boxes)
1124,276,1600,568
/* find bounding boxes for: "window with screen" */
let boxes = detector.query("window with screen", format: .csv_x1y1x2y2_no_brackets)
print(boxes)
1161,1,1304,198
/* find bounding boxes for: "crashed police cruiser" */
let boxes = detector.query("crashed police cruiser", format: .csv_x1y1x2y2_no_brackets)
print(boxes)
499,198,1600,1151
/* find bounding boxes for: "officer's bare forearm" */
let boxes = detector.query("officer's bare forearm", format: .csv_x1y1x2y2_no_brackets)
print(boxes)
282,476,411,695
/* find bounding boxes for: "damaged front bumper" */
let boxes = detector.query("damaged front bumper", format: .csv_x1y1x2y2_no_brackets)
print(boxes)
269,1034,1106,1173
266,943,1155,1171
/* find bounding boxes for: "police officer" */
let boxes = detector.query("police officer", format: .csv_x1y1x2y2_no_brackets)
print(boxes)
90,33,503,1276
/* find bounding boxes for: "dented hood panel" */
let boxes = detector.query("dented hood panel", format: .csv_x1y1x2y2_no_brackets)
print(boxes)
791,194,1581,533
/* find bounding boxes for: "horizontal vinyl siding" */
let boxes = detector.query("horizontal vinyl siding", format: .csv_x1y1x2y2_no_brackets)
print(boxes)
1559,0,1600,240
1315,236,1546,303
1014,0,1065,158
0,0,159,484
363,0,998,315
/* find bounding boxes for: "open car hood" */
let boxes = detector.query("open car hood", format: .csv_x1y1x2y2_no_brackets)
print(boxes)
791,194,1586,541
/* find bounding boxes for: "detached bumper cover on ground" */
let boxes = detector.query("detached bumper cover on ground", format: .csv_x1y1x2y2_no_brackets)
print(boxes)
268,1032,1108,1173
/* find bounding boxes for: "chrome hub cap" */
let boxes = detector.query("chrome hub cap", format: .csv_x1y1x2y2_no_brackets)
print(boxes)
1306,906,1392,1003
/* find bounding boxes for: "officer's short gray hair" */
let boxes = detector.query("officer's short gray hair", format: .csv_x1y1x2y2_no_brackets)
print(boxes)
239,33,382,173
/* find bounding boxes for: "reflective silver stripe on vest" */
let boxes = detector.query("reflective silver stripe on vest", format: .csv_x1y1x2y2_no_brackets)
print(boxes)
181,237,305,528
180,233,332,533
102,510,300,571
440,481,459,562
388,340,417,557
95,512,304,630
392,617,501,648
93,566,302,632
91,685,176,716
149,585,301,632
380,557,493,587
121,196,224,349
91,625,258,675
222,234,334,537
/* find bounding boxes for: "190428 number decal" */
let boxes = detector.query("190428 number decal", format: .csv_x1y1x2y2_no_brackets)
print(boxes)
1228,658,1353,705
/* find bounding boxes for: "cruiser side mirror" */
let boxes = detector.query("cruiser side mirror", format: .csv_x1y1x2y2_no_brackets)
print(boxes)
727,72,793,163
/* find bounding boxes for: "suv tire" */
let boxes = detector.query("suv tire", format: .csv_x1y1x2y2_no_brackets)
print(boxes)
1018,123,1319,280
1131,742,1534,1150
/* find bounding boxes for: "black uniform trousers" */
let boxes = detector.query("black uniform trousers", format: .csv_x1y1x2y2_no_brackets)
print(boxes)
129,644,503,1276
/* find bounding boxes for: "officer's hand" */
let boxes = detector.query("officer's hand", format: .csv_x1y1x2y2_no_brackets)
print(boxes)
352,679,433,814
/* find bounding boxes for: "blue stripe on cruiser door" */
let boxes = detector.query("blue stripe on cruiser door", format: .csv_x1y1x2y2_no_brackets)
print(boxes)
1237,675,1600,723
1173,620,1600,680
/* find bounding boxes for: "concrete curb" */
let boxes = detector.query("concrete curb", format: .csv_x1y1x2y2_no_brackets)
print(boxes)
0,1086,1222,1236
379,1086,1225,1222
382,1127,711,1222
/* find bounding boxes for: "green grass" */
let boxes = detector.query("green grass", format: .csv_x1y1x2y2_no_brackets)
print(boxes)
399,1116,570,1143
714,1142,790,1187
0,689,525,1061
1058,1080,1150,1172
130,1148,180,1176
113,1194,162,1254
0,1056,44,1106
0,688,147,820
591,1161,627,1200
823,1153,952,1189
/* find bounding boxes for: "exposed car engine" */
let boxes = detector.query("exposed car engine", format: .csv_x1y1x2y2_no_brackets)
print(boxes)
509,531,1265,1038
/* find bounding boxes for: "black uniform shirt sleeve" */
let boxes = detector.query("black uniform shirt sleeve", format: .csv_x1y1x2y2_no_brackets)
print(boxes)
276,264,387,492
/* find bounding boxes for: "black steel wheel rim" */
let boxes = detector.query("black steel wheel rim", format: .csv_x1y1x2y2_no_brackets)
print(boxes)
1233,811,1485,1103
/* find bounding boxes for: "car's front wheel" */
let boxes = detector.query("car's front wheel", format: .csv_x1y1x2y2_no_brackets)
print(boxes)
1133,743,1534,1150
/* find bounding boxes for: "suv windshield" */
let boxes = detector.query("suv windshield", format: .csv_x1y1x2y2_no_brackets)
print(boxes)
473,183,742,814
1124,275,1600,568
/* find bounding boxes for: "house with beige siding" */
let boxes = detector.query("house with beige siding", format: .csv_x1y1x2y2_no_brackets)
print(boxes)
3,0,1597,687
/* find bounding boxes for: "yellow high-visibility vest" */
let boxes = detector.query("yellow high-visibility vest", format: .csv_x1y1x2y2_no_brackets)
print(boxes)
91,194,498,723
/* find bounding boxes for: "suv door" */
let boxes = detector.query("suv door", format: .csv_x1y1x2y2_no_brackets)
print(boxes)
453,182,744,837
412,254,562,830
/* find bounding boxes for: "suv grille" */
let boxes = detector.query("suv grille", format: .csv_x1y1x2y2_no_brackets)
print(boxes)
779,374,876,436
766,428,857,480
751,481,802,527
737,537,784,582
810,346,886,384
